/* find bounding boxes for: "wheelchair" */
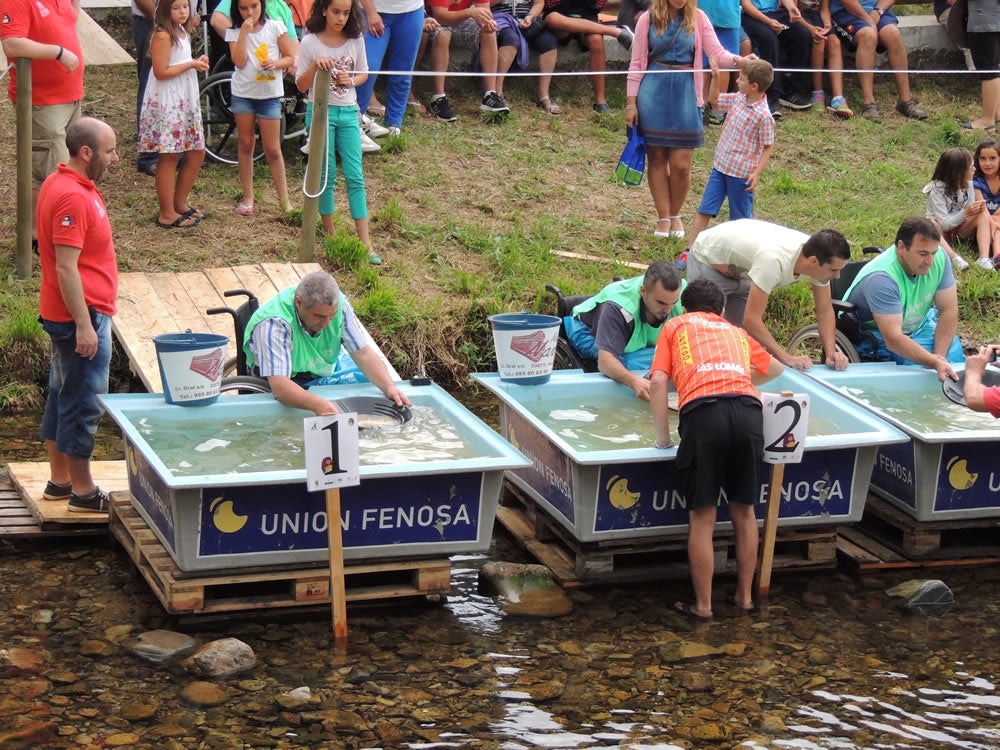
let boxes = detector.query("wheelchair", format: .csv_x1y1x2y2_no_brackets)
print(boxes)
544,277,625,373
206,289,273,395
785,246,882,364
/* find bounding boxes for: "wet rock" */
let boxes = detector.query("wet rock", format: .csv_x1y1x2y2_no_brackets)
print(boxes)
887,580,957,618
374,719,406,745
525,680,564,702
120,701,159,721
301,709,367,731
79,639,116,657
477,562,573,617
678,671,712,691
761,713,788,732
183,638,256,679
807,647,832,666
0,722,55,747
104,625,136,644
47,670,78,684
180,681,229,707
124,630,198,664
104,732,141,746
659,641,725,663
0,647,44,672
691,722,729,741
238,679,268,692
275,686,313,709
31,609,53,624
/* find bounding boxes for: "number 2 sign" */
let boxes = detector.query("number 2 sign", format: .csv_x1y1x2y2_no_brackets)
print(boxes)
760,392,809,464
304,413,361,490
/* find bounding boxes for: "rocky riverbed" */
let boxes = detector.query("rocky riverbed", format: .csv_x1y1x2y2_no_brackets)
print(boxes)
2,530,1000,750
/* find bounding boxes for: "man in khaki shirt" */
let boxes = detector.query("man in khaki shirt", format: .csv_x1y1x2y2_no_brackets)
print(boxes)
687,219,852,371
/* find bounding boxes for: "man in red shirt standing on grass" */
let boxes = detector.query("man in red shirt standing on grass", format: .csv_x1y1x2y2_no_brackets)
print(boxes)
37,117,119,514
649,279,783,622
0,0,84,241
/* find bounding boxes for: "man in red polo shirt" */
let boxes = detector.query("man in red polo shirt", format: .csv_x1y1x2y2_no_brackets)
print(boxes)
37,117,119,514
0,0,84,238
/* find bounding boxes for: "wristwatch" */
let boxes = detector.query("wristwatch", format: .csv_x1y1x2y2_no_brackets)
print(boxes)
874,7,884,15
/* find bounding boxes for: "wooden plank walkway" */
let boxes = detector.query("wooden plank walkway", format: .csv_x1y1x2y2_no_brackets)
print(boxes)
114,262,401,394
6,461,128,528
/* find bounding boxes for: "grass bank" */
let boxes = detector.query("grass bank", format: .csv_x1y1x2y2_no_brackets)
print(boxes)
2,49,1000,411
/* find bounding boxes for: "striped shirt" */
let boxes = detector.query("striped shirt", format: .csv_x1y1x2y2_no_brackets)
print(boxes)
713,92,774,180
651,311,772,411
248,295,366,378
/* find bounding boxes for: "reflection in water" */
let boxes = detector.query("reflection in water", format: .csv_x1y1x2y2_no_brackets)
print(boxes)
840,383,999,434
132,404,478,475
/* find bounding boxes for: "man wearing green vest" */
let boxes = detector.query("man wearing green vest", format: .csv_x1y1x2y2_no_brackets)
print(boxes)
564,261,684,401
844,216,962,382
243,271,411,415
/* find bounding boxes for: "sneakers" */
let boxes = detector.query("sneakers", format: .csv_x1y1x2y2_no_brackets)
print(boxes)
68,486,109,513
976,257,995,271
387,126,401,137
361,114,390,138
951,254,970,272
811,90,826,112
674,251,688,270
42,480,72,501
706,108,727,126
779,91,812,110
827,96,854,119
360,132,381,153
480,91,510,113
429,95,458,122
300,137,310,155
896,99,928,120
860,102,883,123
769,105,782,120
617,25,634,51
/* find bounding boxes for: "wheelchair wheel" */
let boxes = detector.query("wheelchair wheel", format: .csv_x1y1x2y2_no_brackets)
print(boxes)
199,72,273,165
787,325,861,365
553,338,589,371
219,375,272,395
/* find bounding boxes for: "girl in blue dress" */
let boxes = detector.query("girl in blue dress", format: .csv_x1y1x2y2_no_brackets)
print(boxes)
973,138,1000,269
625,0,750,239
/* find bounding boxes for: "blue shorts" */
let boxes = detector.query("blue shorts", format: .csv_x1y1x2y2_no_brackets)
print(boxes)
697,168,755,220
40,311,112,459
831,7,897,49
703,27,741,66
230,94,282,120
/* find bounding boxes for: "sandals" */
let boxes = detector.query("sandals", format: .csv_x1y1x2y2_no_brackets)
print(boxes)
156,213,199,229
537,96,562,115
367,103,386,117
654,217,684,239
654,217,671,238
180,206,205,221
407,98,426,114
724,593,756,617
673,601,712,623
236,202,254,217
668,215,685,239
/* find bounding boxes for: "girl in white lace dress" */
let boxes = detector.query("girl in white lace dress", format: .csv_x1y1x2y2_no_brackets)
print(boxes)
138,0,210,228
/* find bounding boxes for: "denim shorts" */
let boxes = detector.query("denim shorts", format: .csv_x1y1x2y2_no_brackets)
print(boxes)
697,168,755,220
230,94,282,120
40,311,112,458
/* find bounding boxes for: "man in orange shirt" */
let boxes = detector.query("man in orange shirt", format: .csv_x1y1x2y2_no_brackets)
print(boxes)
649,279,783,622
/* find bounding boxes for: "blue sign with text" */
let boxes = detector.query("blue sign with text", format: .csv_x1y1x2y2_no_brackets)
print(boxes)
504,409,575,524
125,439,177,551
870,441,917,511
935,442,1000,512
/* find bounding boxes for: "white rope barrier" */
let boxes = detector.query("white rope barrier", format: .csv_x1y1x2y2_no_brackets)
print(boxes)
342,66,984,78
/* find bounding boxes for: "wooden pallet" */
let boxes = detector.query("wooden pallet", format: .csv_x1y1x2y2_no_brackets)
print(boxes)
497,481,837,587
108,494,452,615
837,495,1000,568
2,465,118,536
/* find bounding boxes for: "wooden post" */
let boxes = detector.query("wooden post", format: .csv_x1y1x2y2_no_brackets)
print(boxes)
15,58,33,280
299,69,330,263
325,487,348,642
756,463,785,601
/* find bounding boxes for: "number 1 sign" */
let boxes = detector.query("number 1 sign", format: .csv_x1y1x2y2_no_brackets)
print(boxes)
760,392,810,465
304,413,361,490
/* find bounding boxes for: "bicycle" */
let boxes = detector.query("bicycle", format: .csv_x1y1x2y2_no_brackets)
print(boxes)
198,60,307,165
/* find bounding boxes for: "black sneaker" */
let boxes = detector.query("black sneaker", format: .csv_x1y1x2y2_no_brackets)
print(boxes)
770,105,783,120
779,91,812,110
480,91,510,113
68,486,110,513
42,480,72,501
429,95,458,122
617,25,634,51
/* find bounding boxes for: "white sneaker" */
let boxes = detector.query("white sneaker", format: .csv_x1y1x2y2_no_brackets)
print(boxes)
361,114,390,138
951,254,970,271
360,132,381,154
976,257,994,270
388,126,401,137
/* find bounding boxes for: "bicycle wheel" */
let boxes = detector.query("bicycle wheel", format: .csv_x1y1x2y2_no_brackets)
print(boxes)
199,72,265,165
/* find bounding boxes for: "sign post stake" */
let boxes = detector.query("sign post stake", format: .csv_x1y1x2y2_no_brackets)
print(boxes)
325,487,348,642
756,390,810,602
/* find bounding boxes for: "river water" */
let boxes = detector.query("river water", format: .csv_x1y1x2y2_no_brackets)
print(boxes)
2,413,1000,749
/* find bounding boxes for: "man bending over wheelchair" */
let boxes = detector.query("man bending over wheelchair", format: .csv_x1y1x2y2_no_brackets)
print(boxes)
843,217,961,382
564,261,684,401
243,270,411,415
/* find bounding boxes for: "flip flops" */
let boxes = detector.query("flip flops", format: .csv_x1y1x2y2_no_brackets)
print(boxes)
156,213,199,229
724,594,756,616
236,202,254,217
181,206,205,221
673,601,712,623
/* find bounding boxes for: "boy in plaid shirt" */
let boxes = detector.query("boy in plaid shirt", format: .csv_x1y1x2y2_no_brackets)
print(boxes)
687,59,775,251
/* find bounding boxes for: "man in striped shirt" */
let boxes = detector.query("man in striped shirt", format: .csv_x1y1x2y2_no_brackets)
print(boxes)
649,279,783,621
243,271,410,415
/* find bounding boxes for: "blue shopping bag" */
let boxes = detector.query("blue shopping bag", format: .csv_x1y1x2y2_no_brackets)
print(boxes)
614,126,646,187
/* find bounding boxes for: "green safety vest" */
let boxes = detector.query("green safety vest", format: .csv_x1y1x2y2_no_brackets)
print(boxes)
572,276,685,353
844,247,947,335
243,287,345,378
